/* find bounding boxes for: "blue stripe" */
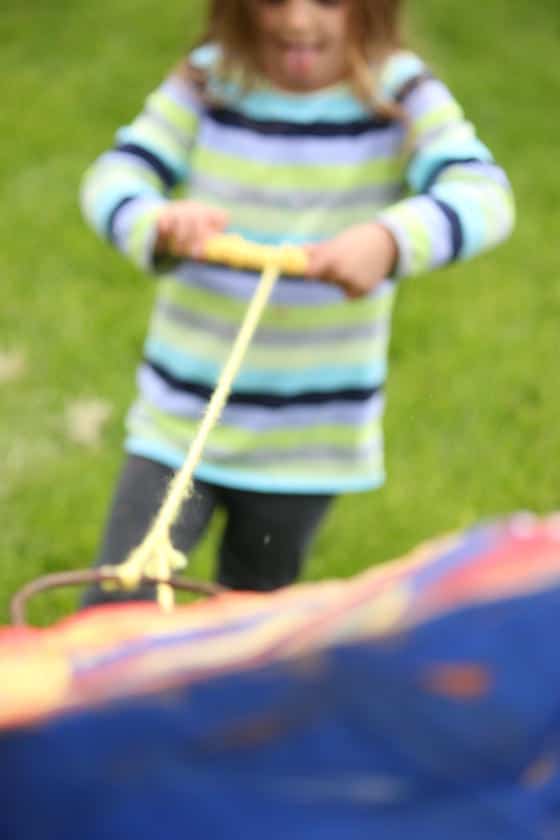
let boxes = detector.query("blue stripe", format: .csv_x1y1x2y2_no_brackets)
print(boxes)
144,337,387,394
75,612,275,674
380,52,426,99
433,182,488,259
222,86,371,124
421,157,486,193
226,226,326,247
138,365,385,429
125,437,385,494
409,138,492,195
394,71,434,103
85,184,155,237
189,43,220,71
116,143,178,189
433,199,463,260
162,75,202,115
190,45,373,124
199,118,403,166
106,196,136,242
206,105,394,136
401,77,454,122
173,260,354,305
115,130,189,183
142,362,383,408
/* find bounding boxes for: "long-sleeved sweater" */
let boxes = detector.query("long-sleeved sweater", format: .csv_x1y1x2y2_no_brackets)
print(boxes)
81,45,515,494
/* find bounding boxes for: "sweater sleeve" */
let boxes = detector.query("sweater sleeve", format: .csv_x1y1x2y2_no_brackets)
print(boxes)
80,72,201,271
376,53,515,278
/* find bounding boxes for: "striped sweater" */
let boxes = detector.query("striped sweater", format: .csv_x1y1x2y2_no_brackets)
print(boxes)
81,46,515,494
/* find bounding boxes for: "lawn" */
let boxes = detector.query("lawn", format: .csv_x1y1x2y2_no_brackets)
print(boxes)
1,0,558,625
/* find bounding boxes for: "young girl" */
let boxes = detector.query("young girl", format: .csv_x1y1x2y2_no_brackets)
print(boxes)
80,0,514,605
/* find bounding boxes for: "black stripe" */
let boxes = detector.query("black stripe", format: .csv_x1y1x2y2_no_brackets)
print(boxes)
422,157,483,192
394,71,435,103
116,143,177,189
145,360,383,407
106,196,136,242
433,199,463,260
207,106,395,137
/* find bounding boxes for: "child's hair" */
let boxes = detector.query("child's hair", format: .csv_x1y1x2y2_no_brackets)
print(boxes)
185,0,405,116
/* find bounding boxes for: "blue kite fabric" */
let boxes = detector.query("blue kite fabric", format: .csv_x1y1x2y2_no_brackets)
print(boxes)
1,513,560,839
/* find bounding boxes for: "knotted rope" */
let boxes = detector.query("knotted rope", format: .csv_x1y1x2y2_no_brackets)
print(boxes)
104,237,307,610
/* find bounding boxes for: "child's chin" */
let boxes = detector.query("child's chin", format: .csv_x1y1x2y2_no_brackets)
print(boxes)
278,69,330,93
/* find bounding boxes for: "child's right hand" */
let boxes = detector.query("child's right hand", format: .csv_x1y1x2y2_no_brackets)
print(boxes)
155,200,229,259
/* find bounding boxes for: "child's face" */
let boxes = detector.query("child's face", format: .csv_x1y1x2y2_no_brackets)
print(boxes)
252,0,351,93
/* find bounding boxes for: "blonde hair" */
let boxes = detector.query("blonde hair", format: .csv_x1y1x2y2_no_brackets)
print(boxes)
185,0,405,116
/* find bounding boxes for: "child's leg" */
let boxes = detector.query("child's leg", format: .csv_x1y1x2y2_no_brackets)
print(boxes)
81,455,218,607
216,488,334,591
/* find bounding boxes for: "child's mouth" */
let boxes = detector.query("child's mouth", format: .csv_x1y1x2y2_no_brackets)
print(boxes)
280,43,321,77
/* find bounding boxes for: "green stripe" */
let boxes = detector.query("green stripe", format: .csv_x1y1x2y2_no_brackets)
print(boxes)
438,169,494,187
422,123,476,155
406,212,432,274
134,402,382,451
412,101,464,139
148,90,199,140
133,432,383,480
128,116,187,163
157,278,396,329
192,146,402,192
385,202,432,273
150,314,387,369
437,173,514,224
185,195,382,239
128,206,161,268
477,182,514,241
202,457,384,479
89,162,163,195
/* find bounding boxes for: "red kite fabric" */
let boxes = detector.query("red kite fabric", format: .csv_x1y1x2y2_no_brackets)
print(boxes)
0,513,559,839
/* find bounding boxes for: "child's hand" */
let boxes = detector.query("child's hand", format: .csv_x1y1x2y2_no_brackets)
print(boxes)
155,200,229,259
305,222,398,299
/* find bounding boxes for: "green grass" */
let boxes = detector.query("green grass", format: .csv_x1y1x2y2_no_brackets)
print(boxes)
1,0,558,625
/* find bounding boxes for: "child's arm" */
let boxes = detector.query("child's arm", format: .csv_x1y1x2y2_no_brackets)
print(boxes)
307,54,515,297
80,71,225,270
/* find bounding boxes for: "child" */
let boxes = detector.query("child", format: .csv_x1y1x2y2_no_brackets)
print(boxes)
80,0,514,605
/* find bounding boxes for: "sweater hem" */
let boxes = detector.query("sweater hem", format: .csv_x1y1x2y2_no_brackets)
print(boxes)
125,437,385,495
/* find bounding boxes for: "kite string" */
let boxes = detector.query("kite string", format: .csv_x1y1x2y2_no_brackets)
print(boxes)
107,261,282,610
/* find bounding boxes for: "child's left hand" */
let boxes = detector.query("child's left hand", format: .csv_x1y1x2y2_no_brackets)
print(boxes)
305,222,398,299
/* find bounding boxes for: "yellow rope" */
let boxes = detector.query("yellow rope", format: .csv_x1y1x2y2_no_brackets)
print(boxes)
104,249,292,610
205,234,307,276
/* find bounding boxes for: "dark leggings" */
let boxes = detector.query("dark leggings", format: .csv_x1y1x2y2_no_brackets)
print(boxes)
81,455,334,606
